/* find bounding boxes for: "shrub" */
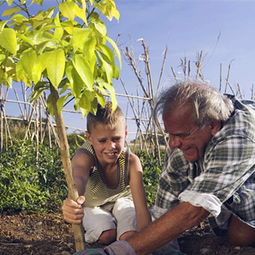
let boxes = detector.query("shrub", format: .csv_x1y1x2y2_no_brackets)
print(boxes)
0,140,70,213
0,139,164,213
137,151,165,206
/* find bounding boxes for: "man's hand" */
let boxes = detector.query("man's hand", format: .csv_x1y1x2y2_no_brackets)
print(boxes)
62,196,85,224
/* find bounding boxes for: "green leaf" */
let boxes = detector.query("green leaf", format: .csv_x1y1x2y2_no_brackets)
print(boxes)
74,2,87,25
0,21,8,31
20,48,43,84
73,54,93,89
32,0,44,5
10,14,28,24
59,1,76,21
17,34,34,46
94,0,120,21
2,7,21,16
6,0,14,6
16,61,29,85
53,15,64,40
92,21,107,36
106,36,122,69
45,49,66,88
46,94,54,115
95,91,106,107
30,81,48,101
66,63,83,98
96,78,117,111
0,68,12,87
0,54,5,65
0,28,17,55
97,51,113,82
57,94,69,112
99,44,119,78
77,90,96,117
71,28,91,52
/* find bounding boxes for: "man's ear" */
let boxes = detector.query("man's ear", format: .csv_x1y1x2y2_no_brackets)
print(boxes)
210,120,222,135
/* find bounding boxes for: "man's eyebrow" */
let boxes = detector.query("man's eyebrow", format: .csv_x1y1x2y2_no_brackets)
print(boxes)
167,131,190,137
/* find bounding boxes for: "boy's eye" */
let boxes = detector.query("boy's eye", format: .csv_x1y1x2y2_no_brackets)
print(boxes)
112,137,121,142
98,139,106,143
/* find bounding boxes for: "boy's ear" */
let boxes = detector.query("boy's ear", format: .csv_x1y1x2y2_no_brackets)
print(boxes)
85,131,92,144
125,126,128,138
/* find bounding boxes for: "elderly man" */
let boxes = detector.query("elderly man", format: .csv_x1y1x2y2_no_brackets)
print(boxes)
67,80,255,255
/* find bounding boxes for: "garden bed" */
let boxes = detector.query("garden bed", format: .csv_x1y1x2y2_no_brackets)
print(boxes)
0,213,254,255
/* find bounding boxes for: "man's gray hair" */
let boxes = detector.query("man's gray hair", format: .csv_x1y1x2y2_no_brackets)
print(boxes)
154,80,234,126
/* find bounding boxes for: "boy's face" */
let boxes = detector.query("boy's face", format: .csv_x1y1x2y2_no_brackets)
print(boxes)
87,121,127,166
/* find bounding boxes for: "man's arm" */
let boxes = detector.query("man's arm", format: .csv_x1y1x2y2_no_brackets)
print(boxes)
127,202,209,255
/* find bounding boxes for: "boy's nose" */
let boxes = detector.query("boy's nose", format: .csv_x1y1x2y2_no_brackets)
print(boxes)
168,135,182,149
107,140,116,149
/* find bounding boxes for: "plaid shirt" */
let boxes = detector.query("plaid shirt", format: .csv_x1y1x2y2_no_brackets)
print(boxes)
152,96,255,228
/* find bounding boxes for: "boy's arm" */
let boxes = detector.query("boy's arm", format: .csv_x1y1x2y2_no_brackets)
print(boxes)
62,149,93,224
128,153,152,231
72,149,93,195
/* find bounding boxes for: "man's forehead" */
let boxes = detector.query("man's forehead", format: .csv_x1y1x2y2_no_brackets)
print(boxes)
163,101,193,119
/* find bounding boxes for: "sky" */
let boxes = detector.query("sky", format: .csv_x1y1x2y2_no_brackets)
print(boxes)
2,0,255,138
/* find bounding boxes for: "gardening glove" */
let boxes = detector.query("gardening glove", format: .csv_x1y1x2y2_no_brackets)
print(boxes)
73,240,135,255
73,248,105,255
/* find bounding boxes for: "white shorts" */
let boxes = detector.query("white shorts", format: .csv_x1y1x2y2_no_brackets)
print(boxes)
82,197,136,243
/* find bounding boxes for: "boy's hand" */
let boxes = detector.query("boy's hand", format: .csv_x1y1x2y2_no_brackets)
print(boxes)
62,196,85,224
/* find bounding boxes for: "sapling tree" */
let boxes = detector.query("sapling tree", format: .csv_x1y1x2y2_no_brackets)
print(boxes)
0,0,121,251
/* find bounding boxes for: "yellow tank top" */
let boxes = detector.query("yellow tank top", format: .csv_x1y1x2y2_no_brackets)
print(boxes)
79,140,132,208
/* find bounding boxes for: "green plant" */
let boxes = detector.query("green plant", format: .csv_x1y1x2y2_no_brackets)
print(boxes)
0,1,121,249
0,140,69,213
137,151,165,206
0,140,165,213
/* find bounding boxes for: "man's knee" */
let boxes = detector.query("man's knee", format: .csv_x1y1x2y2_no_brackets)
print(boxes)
98,229,116,245
228,215,255,246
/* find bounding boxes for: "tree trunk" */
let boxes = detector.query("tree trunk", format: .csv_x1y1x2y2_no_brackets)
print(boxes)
50,85,85,252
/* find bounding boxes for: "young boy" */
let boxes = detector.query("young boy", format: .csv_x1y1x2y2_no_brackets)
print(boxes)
62,102,151,244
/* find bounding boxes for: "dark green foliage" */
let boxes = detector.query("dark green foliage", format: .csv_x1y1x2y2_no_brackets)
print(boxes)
0,139,164,213
137,151,165,206
0,140,70,213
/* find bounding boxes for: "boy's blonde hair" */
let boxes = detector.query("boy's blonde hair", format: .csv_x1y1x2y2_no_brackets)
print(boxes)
87,102,125,132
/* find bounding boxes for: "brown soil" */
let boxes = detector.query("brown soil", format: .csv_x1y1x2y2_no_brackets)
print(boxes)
0,213,254,255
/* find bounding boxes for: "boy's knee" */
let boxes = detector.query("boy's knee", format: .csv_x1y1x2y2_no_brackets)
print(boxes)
119,230,136,241
98,229,116,245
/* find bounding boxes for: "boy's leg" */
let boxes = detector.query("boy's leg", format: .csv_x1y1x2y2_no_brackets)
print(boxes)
83,207,116,244
112,197,136,240
228,215,255,246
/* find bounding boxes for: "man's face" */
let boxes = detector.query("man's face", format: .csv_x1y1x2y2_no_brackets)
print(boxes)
163,103,220,162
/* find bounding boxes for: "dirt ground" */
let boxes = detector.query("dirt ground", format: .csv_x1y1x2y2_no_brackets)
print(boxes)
0,213,254,255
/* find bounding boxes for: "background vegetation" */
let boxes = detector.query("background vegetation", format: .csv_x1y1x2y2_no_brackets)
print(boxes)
0,136,163,214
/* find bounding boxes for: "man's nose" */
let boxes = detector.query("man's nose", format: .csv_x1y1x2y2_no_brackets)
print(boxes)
168,135,182,149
